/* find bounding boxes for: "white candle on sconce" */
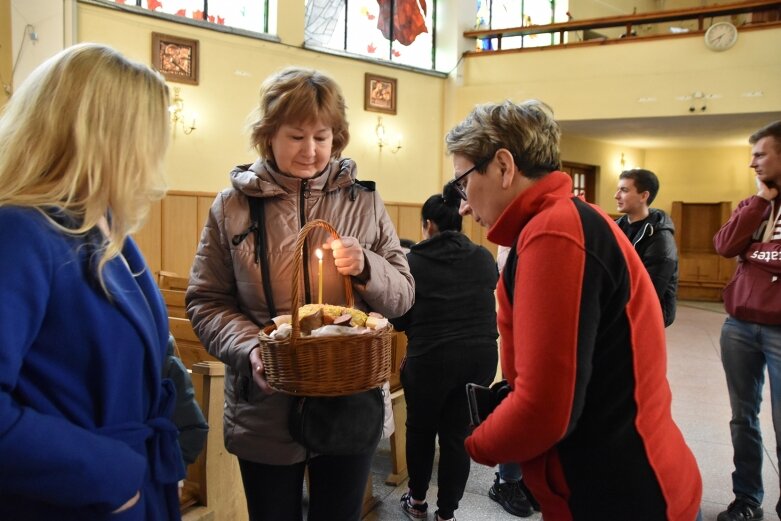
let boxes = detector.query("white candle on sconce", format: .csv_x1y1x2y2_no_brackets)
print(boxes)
315,248,323,304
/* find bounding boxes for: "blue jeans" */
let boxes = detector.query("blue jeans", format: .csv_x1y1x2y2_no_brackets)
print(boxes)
720,316,781,506
498,462,522,482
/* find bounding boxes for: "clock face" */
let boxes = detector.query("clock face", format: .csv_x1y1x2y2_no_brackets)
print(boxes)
705,22,738,51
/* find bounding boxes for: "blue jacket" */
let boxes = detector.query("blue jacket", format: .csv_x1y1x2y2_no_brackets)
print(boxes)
0,207,184,520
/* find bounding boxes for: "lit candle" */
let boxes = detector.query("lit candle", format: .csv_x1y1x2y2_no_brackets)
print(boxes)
316,248,323,304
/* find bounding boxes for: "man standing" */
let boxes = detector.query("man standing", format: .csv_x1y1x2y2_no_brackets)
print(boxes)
714,120,781,521
615,168,679,326
447,99,702,520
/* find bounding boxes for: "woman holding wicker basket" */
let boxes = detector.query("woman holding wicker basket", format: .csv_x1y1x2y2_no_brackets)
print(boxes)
185,67,414,521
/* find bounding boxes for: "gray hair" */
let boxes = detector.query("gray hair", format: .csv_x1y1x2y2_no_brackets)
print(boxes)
445,99,561,178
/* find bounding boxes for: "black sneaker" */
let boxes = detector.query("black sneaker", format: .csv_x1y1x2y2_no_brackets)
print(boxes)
717,499,764,521
517,478,540,511
400,492,428,520
434,510,456,521
488,473,533,517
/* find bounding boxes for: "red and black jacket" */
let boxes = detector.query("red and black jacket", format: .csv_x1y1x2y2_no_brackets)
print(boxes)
465,172,702,521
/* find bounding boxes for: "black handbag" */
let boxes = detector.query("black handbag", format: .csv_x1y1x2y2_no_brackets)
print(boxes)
289,388,383,455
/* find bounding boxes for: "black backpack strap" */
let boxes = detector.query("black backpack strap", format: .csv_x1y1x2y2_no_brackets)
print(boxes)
247,196,277,320
502,244,518,306
349,179,376,201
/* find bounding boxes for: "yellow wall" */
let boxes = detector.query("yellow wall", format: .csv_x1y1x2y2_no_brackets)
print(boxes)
454,28,781,122
449,26,780,212
18,3,781,222
0,0,11,110
78,3,446,205
559,135,644,211
646,146,754,211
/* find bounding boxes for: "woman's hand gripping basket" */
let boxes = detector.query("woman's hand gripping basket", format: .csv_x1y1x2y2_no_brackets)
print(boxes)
258,219,393,396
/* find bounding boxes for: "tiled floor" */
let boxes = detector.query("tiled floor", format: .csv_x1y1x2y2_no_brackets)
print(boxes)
362,302,781,520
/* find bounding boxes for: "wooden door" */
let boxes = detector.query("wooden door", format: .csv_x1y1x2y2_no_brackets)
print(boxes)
561,161,597,203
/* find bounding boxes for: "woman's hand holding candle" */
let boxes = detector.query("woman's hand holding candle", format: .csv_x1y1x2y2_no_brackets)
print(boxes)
324,236,366,278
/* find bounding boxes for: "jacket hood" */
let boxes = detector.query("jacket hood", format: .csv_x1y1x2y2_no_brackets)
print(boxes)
616,208,675,233
410,230,481,264
229,158,358,198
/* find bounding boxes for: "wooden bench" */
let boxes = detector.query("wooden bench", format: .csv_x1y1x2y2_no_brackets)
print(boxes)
158,270,189,291
184,361,247,521
385,332,408,486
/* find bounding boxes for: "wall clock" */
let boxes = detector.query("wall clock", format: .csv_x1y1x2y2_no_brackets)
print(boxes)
704,21,738,52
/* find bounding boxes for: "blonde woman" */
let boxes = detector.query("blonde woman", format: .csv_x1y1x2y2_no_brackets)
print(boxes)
0,44,183,520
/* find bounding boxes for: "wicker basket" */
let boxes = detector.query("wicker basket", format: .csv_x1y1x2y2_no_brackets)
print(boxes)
258,219,393,396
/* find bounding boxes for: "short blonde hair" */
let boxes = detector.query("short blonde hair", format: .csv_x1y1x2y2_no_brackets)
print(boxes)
248,67,349,161
0,43,169,292
445,99,561,178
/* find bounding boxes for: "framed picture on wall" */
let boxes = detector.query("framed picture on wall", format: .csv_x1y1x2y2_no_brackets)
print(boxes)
152,32,199,85
364,73,397,115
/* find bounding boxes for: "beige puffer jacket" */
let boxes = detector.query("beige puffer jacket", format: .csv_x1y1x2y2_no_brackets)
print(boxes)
185,158,414,465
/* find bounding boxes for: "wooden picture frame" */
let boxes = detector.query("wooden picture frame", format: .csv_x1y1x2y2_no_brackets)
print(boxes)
364,73,397,115
152,32,199,85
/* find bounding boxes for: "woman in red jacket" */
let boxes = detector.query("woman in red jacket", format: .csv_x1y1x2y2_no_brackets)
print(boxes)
446,99,702,521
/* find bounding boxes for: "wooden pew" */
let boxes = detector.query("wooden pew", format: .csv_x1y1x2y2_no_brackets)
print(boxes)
161,288,187,319
159,270,189,291
168,316,245,521
186,361,248,521
385,332,408,486
169,317,220,367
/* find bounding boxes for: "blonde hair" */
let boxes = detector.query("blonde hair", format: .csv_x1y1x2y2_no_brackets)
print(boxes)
0,43,169,293
248,67,349,161
445,99,561,179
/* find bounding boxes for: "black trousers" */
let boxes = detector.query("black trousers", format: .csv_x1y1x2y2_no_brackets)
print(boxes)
238,450,374,521
402,346,497,519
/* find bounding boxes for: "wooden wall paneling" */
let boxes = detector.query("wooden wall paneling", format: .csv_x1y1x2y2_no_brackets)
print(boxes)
196,196,214,242
397,204,422,243
385,203,400,234
133,200,162,275
671,201,732,301
163,195,200,278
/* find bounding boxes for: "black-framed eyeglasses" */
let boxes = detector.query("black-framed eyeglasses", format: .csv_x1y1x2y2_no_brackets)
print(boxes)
451,157,489,201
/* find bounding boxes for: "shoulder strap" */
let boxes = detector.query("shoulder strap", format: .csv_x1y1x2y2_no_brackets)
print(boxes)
248,196,277,320
349,179,376,201
502,244,518,306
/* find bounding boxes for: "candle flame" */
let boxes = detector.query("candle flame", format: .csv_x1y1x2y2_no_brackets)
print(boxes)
315,248,323,260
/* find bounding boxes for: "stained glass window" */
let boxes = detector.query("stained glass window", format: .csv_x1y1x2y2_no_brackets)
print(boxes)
305,0,436,70
475,0,568,50
106,0,268,33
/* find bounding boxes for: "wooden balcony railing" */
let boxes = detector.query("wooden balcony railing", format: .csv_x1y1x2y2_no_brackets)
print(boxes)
463,0,781,54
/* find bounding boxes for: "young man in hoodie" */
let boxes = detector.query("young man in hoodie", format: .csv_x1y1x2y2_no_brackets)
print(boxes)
714,120,781,521
615,168,679,327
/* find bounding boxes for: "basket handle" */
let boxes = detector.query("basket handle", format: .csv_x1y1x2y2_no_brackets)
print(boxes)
290,219,355,343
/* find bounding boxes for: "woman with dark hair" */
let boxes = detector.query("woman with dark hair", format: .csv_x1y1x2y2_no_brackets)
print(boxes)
391,183,499,521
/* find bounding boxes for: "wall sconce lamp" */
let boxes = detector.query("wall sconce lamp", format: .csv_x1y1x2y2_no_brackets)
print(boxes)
169,87,197,136
620,153,626,170
375,117,402,153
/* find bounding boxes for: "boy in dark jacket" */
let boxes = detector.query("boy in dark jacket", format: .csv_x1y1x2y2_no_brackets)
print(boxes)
615,168,679,327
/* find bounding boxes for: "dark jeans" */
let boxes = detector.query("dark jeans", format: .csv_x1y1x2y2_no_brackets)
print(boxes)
721,316,781,506
402,346,497,519
238,451,374,521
